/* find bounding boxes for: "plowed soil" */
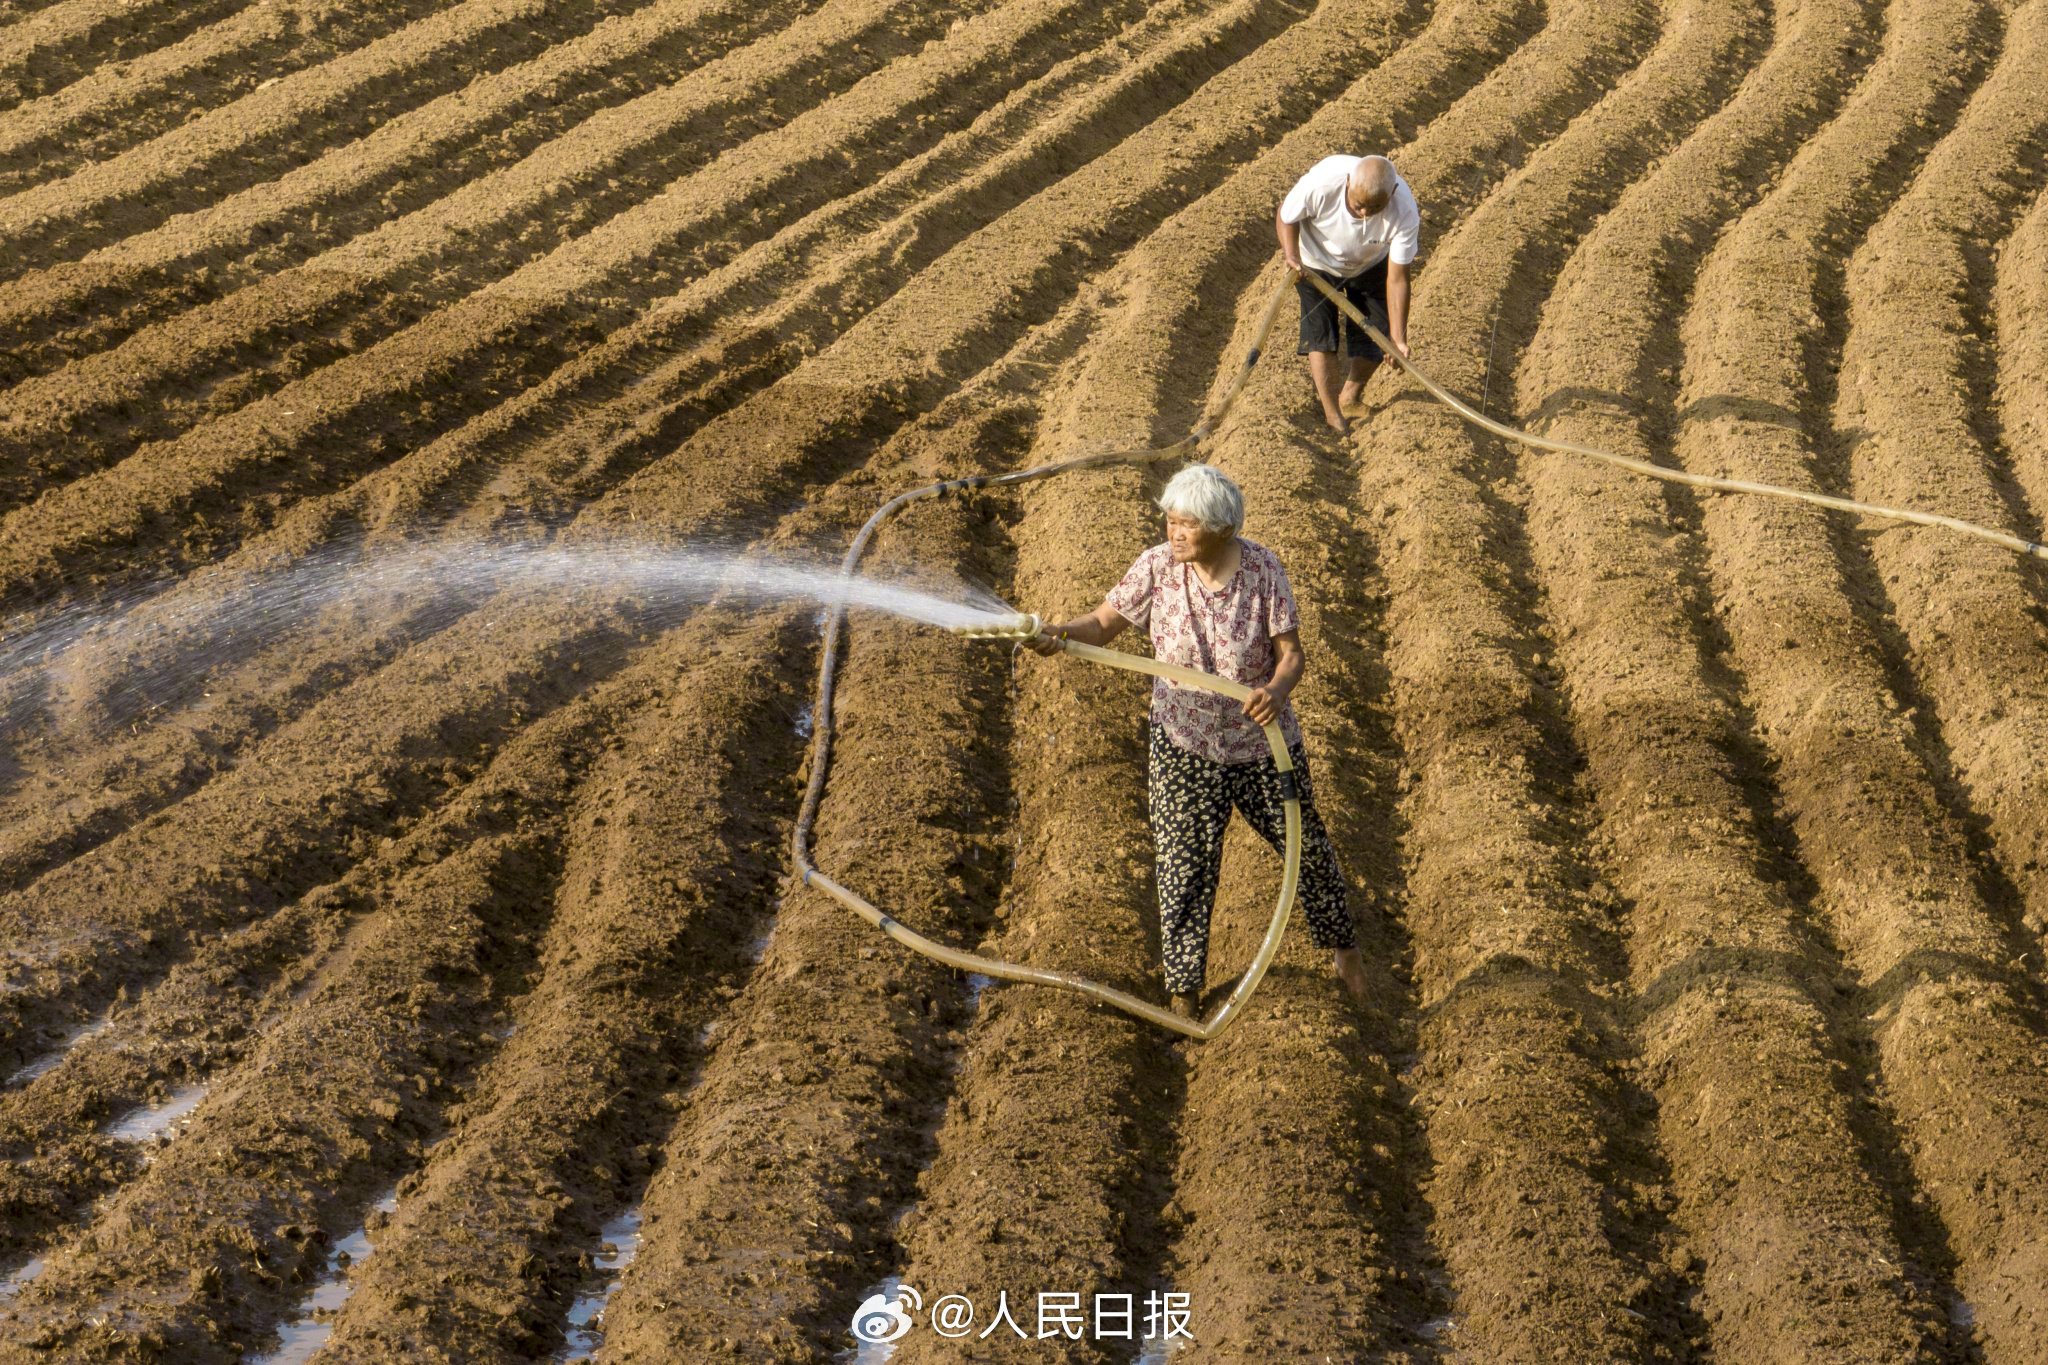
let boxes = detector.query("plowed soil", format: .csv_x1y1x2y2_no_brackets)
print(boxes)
2,0,2046,1360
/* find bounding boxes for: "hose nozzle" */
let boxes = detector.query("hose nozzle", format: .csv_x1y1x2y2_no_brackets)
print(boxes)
949,612,1042,641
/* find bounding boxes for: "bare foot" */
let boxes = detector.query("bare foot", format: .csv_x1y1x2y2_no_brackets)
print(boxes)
1169,993,1197,1021
1333,947,1367,1002
1322,412,1350,435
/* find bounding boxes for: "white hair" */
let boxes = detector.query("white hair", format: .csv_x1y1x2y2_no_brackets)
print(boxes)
1158,463,1244,536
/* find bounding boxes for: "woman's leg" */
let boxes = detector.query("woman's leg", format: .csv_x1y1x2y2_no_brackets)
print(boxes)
1226,745,1357,953
1148,729,1232,998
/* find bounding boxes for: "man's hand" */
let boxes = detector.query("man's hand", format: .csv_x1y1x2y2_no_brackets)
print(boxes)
1243,685,1287,728
1389,334,1411,360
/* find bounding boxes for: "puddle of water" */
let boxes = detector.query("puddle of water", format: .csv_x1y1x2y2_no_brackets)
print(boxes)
555,1206,645,1361
7,1014,113,1088
1416,1314,1458,1340
836,1274,908,1365
965,974,993,1010
1950,1297,1977,1329
250,1186,400,1365
795,703,814,738
1133,1291,1194,1364
749,928,775,963
105,1084,208,1142
0,1256,45,1302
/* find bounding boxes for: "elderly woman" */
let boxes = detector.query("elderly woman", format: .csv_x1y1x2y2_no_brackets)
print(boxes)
1031,464,1366,1017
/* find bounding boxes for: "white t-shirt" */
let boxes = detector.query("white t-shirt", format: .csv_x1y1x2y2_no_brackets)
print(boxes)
1279,156,1421,278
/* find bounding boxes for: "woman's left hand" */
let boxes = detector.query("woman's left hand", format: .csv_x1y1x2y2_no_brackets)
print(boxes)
1243,686,1285,728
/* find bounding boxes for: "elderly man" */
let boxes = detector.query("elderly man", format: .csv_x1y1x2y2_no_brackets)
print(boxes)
1276,153,1418,433
1030,465,1367,1018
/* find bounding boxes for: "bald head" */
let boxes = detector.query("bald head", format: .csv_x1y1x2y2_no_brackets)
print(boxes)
1347,155,1397,215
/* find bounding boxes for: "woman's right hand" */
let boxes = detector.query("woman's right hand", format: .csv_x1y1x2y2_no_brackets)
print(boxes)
1027,625,1066,657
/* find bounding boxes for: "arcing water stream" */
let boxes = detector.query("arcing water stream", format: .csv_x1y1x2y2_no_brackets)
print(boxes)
0,538,1020,736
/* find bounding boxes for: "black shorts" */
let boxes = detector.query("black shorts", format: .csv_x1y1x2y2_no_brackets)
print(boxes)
1296,261,1388,361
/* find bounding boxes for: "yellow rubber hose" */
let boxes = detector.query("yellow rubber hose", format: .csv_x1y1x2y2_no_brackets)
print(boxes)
1298,267,2048,560
792,275,1300,1041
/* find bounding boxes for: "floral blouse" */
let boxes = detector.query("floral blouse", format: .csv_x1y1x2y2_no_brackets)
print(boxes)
1105,539,1303,764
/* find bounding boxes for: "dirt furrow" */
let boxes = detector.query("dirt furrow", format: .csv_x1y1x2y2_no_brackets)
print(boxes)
883,1,1602,1345
604,0,1451,557
1499,0,2013,1356
0,0,1055,521
0,0,1125,596
0,881,344,1263
879,417,1173,1365
1670,0,2048,1342
0,0,890,512
1506,0,2048,1360
853,0,1587,1333
0,571,496,896
1829,0,2048,929
1999,190,2048,522
0,0,1019,474
1204,110,1679,1365
0,594,630,1078
595,405,1032,1363
269,610,806,1363
1174,3,1804,1362
0,0,821,396
0,0,1115,1005
322,0,1310,540
0,0,244,113
0,0,460,199
0,0,933,921
0,0,650,283
1344,299,1666,1355
0,634,679,1363
0,312,894,1063
1359,0,1982,1358
1169,367,1448,1359
1037,0,1698,468
0,224,1060,1360
1812,5,2048,1354
602,15,1498,1343
1665,0,2022,866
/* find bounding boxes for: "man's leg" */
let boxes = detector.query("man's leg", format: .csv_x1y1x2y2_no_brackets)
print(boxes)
1297,271,1352,433
1306,349,1350,433
1336,263,1391,416
1337,355,1380,416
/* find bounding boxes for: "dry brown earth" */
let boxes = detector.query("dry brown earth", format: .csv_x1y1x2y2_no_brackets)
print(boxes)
3,0,2047,1360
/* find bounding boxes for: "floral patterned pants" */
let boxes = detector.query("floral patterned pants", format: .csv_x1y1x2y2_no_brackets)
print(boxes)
1147,728,1356,996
